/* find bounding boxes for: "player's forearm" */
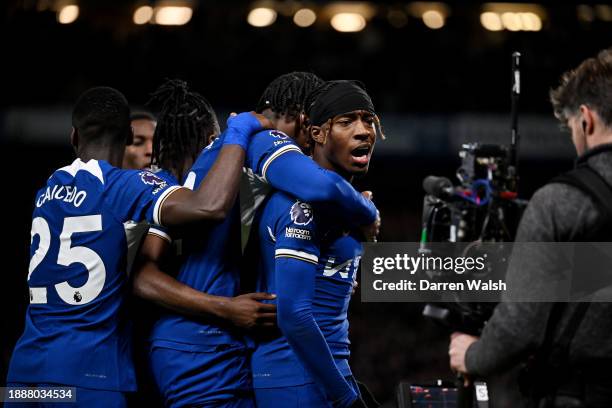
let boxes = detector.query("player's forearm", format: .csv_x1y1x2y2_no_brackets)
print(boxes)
160,144,245,226
278,301,357,407
267,153,377,225
186,143,245,219
132,261,228,319
276,257,357,406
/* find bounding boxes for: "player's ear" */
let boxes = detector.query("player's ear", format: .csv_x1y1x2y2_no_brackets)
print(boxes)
70,127,78,150
310,125,326,145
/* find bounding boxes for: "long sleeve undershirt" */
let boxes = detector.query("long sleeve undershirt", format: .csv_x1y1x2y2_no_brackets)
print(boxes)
275,256,358,408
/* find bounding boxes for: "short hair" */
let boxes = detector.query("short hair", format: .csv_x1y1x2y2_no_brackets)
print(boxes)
72,86,130,145
147,79,218,172
256,71,324,117
550,47,612,128
130,110,157,122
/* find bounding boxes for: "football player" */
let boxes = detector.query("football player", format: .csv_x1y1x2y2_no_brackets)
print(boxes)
251,80,382,408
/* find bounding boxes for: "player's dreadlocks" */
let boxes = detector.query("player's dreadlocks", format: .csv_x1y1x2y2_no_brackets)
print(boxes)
147,79,218,179
256,72,324,118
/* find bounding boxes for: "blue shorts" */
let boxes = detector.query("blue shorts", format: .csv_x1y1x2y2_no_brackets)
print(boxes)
4,383,127,408
149,344,254,408
254,376,360,408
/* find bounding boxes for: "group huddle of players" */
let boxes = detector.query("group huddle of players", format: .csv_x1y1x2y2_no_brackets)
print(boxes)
7,72,383,408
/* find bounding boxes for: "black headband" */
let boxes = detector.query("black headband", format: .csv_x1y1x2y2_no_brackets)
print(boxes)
308,80,376,126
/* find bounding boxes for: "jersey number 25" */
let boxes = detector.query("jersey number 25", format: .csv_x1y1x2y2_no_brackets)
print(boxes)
28,215,106,305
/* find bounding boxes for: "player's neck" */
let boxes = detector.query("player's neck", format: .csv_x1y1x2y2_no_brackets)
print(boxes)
163,156,194,183
77,145,123,168
312,151,353,183
262,109,295,137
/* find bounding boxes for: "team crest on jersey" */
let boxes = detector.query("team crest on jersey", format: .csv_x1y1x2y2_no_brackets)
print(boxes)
290,201,313,226
270,130,289,140
139,171,167,194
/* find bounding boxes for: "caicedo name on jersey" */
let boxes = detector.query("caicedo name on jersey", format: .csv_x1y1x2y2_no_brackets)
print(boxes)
36,184,87,208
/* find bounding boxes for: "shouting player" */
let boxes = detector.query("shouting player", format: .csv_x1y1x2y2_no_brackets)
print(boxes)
141,73,380,407
251,80,382,408
242,72,379,241
6,86,270,407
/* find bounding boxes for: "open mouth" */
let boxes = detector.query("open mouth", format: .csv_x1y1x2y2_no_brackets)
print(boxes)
351,145,371,166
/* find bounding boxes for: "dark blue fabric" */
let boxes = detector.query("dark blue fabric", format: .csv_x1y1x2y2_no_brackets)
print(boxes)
250,191,362,408
8,159,176,391
148,345,254,408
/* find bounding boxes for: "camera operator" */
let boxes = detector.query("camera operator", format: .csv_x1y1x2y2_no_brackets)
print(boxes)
449,47,612,408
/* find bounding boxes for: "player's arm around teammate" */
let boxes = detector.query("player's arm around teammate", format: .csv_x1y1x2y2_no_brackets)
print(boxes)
133,232,277,329
158,111,273,226
131,79,278,328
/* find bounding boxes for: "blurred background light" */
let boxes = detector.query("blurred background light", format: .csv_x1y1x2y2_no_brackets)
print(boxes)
57,4,79,24
422,9,445,29
480,11,503,31
133,5,154,25
154,6,193,26
293,8,317,27
481,3,546,31
330,12,366,32
323,2,375,32
595,5,612,21
247,7,277,27
407,2,450,30
576,4,595,23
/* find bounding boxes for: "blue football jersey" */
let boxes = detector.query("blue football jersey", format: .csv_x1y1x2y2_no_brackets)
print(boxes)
246,129,302,181
8,159,181,391
146,168,179,244
149,135,244,349
251,191,362,388
149,130,305,350
239,129,302,244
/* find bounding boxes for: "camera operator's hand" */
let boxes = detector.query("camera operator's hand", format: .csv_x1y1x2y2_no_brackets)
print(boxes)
360,191,381,242
449,332,479,375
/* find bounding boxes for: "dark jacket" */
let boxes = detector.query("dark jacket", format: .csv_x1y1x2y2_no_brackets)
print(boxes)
466,144,612,384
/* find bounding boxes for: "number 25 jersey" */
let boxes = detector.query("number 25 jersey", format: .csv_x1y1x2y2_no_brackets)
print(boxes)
8,158,180,391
